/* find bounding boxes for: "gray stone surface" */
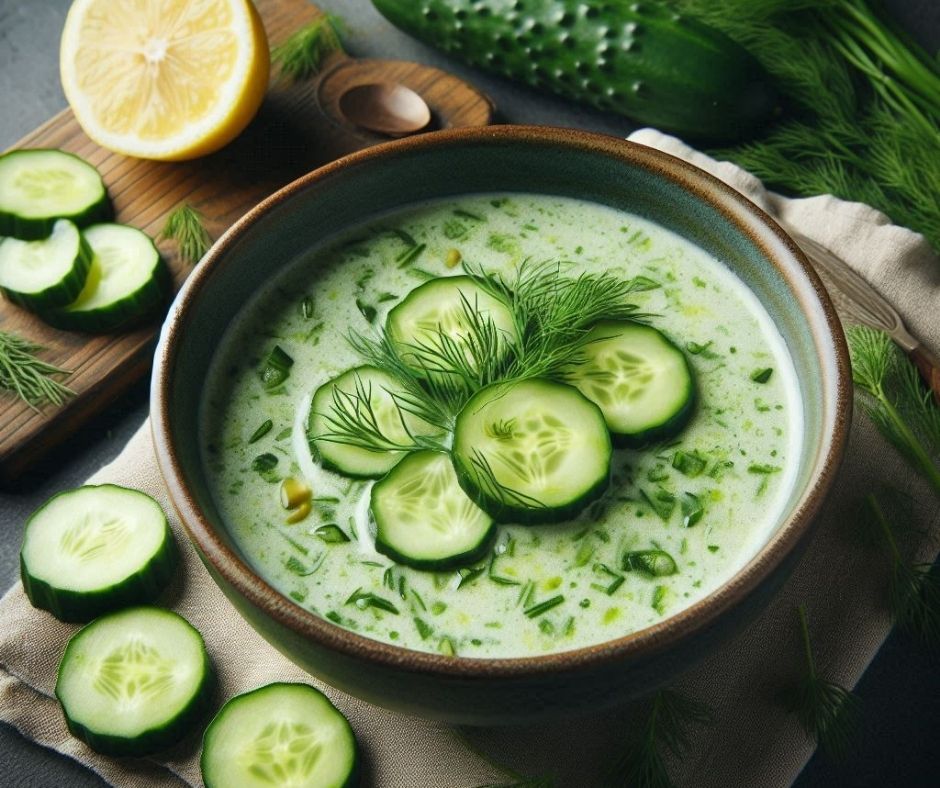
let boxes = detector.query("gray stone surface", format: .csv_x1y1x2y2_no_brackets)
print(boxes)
1,1,937,786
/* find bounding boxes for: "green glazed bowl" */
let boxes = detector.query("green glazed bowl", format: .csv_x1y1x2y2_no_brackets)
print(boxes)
152,126,850,725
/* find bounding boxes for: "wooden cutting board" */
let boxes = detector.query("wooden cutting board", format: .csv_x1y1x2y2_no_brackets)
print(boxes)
0,0,494,485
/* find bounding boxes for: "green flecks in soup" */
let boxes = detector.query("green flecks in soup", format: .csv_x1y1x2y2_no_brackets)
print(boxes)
200,194,800,658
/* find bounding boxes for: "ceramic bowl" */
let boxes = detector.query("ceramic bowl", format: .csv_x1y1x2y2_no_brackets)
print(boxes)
151,125,850,725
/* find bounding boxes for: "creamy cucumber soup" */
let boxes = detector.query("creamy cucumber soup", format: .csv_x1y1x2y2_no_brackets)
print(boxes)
200,193,801,658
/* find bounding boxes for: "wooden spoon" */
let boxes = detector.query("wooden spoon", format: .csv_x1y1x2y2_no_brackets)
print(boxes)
338,82,432,136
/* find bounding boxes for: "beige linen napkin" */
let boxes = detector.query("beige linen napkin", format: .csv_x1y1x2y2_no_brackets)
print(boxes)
2,129,938,788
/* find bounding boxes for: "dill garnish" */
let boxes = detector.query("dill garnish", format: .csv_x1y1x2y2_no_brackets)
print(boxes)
160,203,211,265
779,605,861,762
859,489,939,649
0,330,73,410
847,326,940,495
271,15,345,81
605,689,713,787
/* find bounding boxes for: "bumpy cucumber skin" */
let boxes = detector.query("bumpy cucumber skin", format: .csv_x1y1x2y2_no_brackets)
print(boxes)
0,149,112,241
372,0,779,141
0,224,94,312
20,487,178,623
201,682,360,788
55,608,214,757
42,227,171,333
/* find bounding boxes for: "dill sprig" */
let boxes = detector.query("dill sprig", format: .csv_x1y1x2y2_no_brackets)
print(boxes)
0,330,74,410
271,15,345,81
779,605,862,762
159,203,212,265
315,371,447,453
859,490,940,649
672,0,940,252
604,689,713,787
847,326,940,495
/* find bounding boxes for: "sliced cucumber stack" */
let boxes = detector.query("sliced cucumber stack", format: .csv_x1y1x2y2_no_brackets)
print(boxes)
387,275,518,378
201,683,359,788
20,484,177,622
43,223,170,332
308,365,441,478
372,450,495,570
0,219,93,310
55,607,213,757
452,378,611,524
0,149,110,240
561,321,696,447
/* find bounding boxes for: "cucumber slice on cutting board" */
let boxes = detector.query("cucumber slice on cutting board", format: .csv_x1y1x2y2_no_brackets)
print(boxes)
55,607,213,757
201,683,359,788
452,378,611,524
20,484,177,622
386,275,518,378
308,365,441,478
372,450,495,570
561,321,696,447
0,149,110,240
43,223,170,332
0,219,93,311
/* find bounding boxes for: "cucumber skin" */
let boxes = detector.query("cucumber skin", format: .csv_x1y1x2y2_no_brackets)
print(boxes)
372,0,779,142
20,520,178,624
0,227,94,312
55,608,214,757
41,234,172,333
611,364,697,449
0,149,112,241
201,683,360,788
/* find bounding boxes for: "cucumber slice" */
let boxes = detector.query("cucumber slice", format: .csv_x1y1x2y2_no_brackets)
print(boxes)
0,149,110,240
452,378,611,524
43,223,170,332
0,219,93,311
387,275,517,378
372,450,495,570
20,484,177,622
561,321,696,447
201,683,358,788
55,607,213,757
308,365,441,478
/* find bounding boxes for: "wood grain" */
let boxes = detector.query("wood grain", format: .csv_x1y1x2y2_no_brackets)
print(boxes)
0,0,494,484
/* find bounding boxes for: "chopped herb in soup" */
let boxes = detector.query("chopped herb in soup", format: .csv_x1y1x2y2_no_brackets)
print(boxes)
200,194,801,658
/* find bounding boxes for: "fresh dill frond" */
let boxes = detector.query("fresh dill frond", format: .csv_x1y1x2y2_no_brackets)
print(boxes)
847,326,940,495
160,203,211,265
604,689,713,787
779,606,861,762
315,372,445,453
271,15,345,81
672,0,940,253
0,330,74,410
860,490,940,649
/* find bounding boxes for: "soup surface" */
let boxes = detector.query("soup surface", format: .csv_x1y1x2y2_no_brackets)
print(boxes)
201,193,801,658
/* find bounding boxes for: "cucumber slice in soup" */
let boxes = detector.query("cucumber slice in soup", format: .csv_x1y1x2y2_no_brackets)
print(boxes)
201,683,358,788
452,378,611,524
55,607,213,757
43,223,169,332
0,149,110,240
372,450,495,570
561,321,696,447
0,219,93,310
20,484,177,622
308,365,441,478
387,275,517,378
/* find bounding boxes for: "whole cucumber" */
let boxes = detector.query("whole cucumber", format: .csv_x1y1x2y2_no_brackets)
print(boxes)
372,0,779,141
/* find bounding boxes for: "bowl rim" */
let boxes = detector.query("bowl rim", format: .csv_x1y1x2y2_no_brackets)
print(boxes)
152,124,851,679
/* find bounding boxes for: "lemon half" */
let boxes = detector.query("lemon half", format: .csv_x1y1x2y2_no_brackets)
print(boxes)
60,0,269,161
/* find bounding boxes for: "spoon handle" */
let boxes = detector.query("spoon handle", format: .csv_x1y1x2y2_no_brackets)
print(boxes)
910,343,940,406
